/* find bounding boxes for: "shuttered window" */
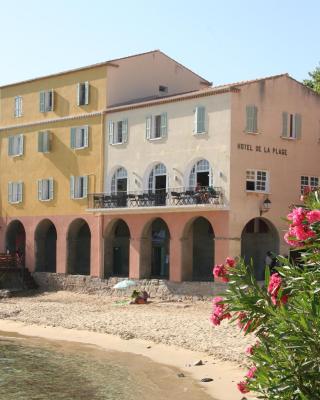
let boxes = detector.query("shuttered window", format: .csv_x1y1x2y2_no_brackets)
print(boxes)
14,96,23,117
38,131,51,153
146,113,167,140
282,112,302,139
70,175,88,199
109,119,128,144
246,105,258,133
70,126,89,149
77,82,89,106
39,90,54,112
8,134,24,157
38,178,54,201
8,181,23,204
194,106,206,134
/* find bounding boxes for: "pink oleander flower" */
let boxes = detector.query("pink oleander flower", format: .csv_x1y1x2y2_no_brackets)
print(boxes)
210,297,231,326
246,366,257,379
287,207,307,226
292,225,316,241
237,381,249,394
237,312,252,332
284,231,302,247
213,264,229,282
245,345,254,355
225,257,236,267
268,273,282,296
306,210,320,224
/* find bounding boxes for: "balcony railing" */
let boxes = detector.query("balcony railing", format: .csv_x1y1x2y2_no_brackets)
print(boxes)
87,186,224,210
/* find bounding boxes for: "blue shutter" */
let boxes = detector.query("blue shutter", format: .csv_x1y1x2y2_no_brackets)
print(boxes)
40,91,45,112
18,182,23,203
195,106,205,133
8,136,14,156
83,126,89,148
70,128,76,149
108,121,114,144
76,83,80,106
38,132,44,152
19,134,24,155
38,179,43,200
122,119,128,143
49,178,54,200
160,113,167,137
85,82,89,105
146,116,152,139
70,176,75,199
8,182,13,203
83,176,88,198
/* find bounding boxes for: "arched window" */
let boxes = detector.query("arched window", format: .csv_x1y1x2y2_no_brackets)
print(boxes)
111,167,128,194
189,159,212,189
148,163,167,192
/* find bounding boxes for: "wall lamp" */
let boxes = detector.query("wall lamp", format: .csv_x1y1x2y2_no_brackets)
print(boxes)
260,197,271,216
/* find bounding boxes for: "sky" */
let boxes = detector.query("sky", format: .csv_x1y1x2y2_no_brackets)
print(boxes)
0,0,319,87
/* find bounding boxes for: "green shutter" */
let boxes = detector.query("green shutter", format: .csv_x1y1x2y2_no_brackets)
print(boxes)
146,116,152,139
40,91,45,112
18,182,23,203
83,176,88,198
19,134,24,155
246,105,257,133
83,126,89,148
122,119,128,143
38,180,42,200
282,112,288,137
108,121,114,144
8,136,14,156
85,82,89,105
70,127,76,149
76,83,80,106
44,131,51,152
160,113,167,137
70,176,75,199
295,114,302,139
49,178,54,200
196,106,205,133
38,132,44,152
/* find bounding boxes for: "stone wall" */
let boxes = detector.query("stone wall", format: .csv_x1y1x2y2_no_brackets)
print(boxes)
32,272,227,300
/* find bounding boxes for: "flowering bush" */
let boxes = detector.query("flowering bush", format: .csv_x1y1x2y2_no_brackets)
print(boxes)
211,189,320,399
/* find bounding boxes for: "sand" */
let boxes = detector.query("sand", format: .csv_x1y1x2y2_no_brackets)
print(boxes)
0,291,257,400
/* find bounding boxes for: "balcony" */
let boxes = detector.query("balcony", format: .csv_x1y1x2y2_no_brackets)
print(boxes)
87,187,227,213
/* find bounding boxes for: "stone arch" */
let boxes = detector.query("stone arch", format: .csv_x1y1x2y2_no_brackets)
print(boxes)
241,217,279,280
104,219,130,278
67,218,91,275
140,217,170,279
5,220,26,265
34,219,57,272
181,216,215,281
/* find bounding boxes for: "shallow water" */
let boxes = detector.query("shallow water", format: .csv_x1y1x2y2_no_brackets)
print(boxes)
0,332,213,400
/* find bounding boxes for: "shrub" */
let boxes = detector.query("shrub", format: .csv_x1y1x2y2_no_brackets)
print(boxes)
211,189,320,399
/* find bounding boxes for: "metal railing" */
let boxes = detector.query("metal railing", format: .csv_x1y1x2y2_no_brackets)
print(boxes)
88,186,223,210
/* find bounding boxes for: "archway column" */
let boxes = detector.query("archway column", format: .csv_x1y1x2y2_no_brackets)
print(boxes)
56,226,67,274
25,224,35,272
169,236,183,282
90,216,103,277
129,236,143,279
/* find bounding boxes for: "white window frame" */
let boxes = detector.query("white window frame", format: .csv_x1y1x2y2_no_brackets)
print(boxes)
300,175,319,194
14,96,23,118
246,169,269,193
8,181,23,204
70,175,88,199
38,178,54,201
8,134,24,157
146,113,167,140
108,119,128,145
70,126,89,150
77,82,89,106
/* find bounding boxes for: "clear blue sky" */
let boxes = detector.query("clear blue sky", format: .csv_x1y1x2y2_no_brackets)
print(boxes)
1,0,319,86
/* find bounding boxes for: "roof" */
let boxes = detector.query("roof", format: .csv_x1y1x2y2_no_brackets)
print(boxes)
0,50,211,89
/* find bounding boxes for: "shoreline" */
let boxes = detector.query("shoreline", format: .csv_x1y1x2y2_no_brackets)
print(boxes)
0,319,247,400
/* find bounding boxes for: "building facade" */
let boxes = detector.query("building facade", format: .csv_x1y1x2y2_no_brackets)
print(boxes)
0,53,319,284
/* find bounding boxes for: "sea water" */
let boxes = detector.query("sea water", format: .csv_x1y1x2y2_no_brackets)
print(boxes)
0,333,213,400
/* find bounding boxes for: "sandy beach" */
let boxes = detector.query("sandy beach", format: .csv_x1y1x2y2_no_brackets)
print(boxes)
0,291,256,400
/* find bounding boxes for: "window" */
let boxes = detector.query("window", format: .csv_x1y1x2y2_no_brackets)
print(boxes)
39,90,54,112
70,175,88,199
300,176,319,194
70,126,89,149
194,106,206,134
108,119,128,144
38,131,51,153
282,112,301,139
8,182,23,204
189,159,212,189
111,167,128,194
14,96,23,117
77,82,89,106
246,105,258,133
146,113,167,140
38,178,54,201
8,134,24,157
246,170,269,192
159,85,168,93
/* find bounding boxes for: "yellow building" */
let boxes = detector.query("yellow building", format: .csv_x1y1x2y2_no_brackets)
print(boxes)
0,50,210,276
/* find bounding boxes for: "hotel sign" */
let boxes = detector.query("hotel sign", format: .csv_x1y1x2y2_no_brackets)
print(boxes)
237,143,287,156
